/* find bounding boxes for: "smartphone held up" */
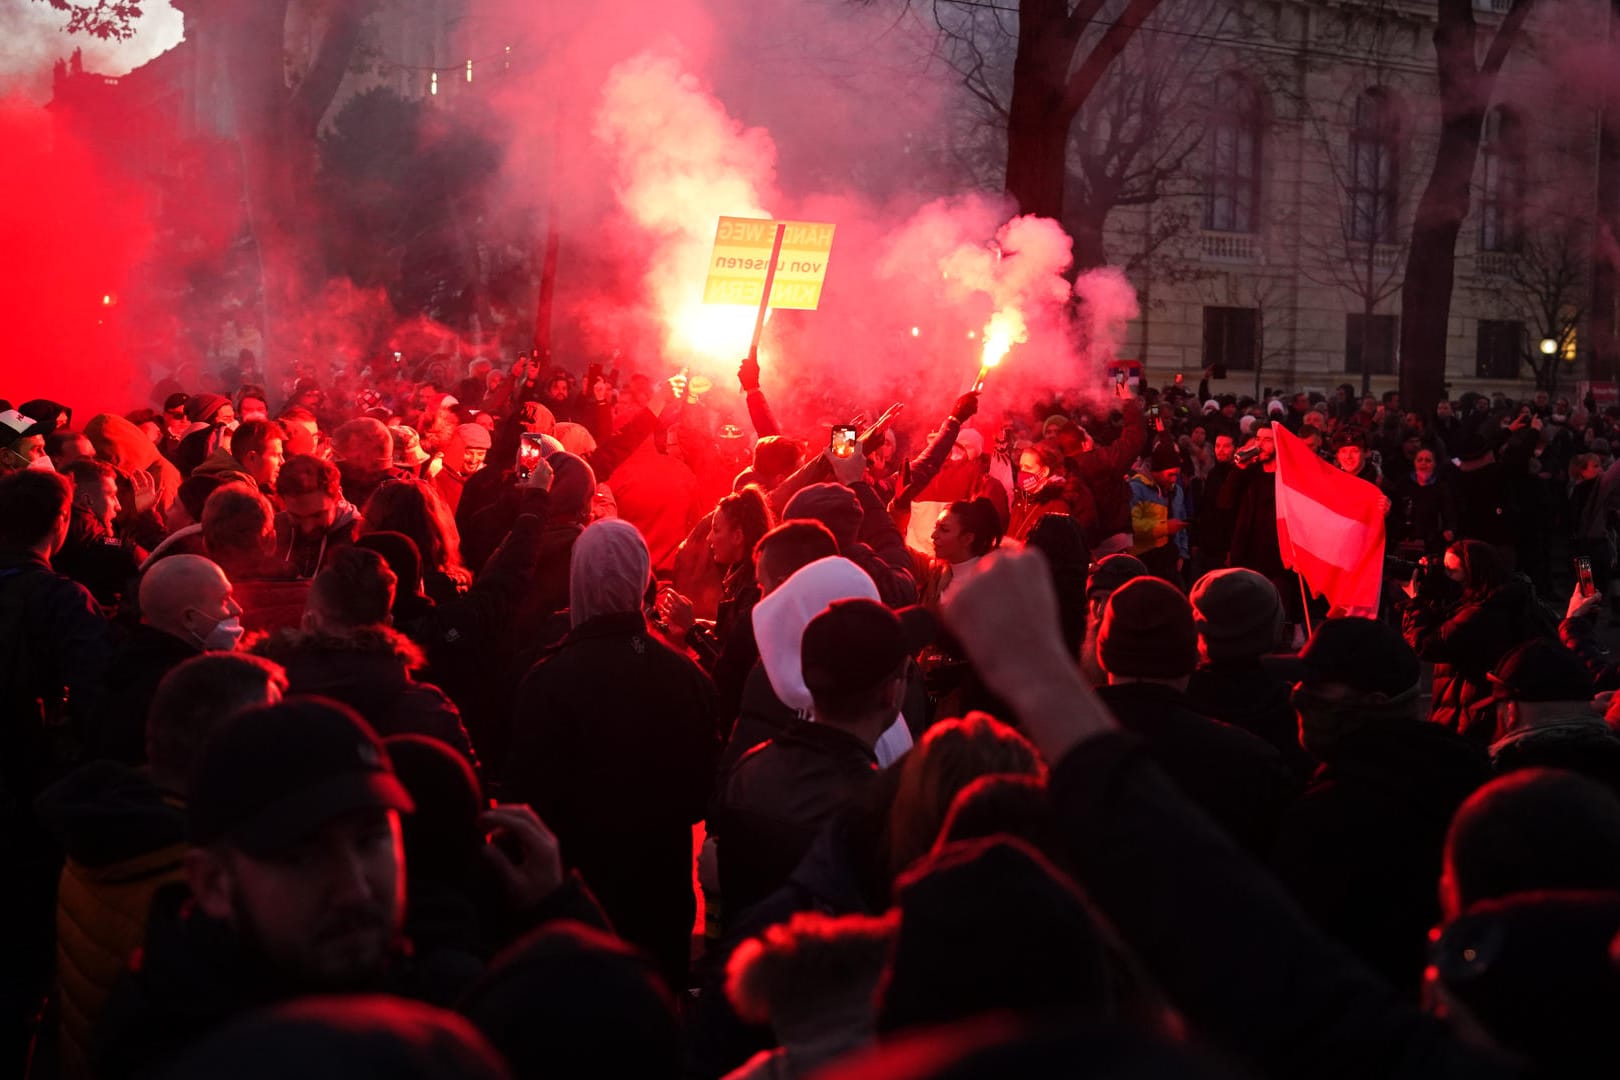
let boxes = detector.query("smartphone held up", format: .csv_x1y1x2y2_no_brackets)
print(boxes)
831,425,859,459
517,432,546,480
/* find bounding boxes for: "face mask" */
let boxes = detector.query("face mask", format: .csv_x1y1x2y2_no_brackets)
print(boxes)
1019,470,1044,493
27,454,55,471
224,420,240,434
191,611,244,651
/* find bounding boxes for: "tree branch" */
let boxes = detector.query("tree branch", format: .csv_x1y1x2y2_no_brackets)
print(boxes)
1061,0,1162,115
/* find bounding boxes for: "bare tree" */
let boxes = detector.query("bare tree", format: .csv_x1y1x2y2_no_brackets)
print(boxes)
1495,223,1589,392
929,0,1227,269
1269,0,1429,397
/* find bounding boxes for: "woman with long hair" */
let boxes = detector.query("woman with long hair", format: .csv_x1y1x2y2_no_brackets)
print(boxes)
361,477,472,603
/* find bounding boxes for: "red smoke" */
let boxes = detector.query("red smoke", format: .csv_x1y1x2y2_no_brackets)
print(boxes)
0,96,154,414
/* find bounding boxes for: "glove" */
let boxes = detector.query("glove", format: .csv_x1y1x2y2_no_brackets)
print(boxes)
738,355,762,393
951,391,980,424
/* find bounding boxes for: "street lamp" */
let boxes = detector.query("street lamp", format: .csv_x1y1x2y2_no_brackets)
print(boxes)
1541,337,1559,357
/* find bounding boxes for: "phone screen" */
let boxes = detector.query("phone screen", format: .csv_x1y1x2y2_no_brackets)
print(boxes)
1577,557,1597,598
831,425,858,459
517,433,544,479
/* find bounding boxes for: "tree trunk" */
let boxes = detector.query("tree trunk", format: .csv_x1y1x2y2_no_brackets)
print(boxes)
1591,0,1620,382
1398,0,1535,411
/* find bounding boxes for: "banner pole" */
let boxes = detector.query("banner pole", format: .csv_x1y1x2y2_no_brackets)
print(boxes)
1298,573,1315,641
748,223,787,363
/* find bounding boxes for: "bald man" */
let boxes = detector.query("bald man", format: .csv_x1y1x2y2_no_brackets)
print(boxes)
92,554,244,765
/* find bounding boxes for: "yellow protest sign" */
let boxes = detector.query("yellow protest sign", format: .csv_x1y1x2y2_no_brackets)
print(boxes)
702,216,836,310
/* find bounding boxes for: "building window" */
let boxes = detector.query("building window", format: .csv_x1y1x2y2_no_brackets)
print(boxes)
1480,107,1525,253
1476,319,1523,378
1203,306,1258,371
1349,88,1400,244
1205,73,1263,234
1345,313,1398,375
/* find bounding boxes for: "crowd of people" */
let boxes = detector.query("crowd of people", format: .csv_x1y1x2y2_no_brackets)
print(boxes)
5,346,1620,1079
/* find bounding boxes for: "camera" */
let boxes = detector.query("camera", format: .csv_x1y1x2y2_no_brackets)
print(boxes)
1386,553,1447,597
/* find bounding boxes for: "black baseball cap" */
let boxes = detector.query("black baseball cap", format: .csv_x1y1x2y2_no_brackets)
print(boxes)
1488,640,1593,703
1299,617,1421,697
164,392,191,413
801,599,935,702
188,696,414,855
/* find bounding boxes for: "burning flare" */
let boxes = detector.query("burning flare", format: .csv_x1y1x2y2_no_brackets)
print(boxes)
974,308,1027,389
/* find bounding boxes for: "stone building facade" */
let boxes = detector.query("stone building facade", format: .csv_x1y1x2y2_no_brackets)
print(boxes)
1112,0,1611,400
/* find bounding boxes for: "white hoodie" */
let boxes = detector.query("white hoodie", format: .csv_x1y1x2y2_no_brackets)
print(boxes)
750,556,913,767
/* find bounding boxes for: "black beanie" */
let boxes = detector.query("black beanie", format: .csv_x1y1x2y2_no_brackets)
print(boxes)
1098,577,1198,679
877,838,1110,1034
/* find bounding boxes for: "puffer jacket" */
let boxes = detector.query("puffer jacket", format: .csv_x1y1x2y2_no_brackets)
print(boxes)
1403,544,1558,741
1127,471,1190,561
35,761,187,1079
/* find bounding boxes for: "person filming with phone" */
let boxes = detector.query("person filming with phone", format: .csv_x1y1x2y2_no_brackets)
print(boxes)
1399,540,1558,742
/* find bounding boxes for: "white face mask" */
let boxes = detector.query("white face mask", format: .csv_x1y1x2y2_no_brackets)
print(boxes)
191,611,244,651
26,454,55,471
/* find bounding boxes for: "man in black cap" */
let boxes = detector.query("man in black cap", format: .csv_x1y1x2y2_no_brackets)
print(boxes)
95,697,563,1077
1272,617,1488,991
715,598,924,928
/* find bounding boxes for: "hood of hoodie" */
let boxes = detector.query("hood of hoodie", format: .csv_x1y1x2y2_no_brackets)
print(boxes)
750,556,915,766
86,412,160,472
36,760,186,868
192,448,255,487
569,519,651,629
253,626,426,722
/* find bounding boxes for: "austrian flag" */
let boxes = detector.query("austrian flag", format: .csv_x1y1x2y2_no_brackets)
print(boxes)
1270,422,1386,618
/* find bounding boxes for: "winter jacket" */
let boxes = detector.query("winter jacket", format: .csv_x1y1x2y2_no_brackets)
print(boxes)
1073,400,1146,541
715,720,878,930
1094,682,1294,855
1271,716,1488,992
335,461,403,516
611,443,701,574
1050,733,1524,1080
188,447,255,489
35,762,186,1079
1194,460,1238,562
398,496,549,777
272,501,359,578
90,623,200,767
1127,471,1189,561
253,625,478,769
1222,466,1284,577
53,504,141,612
84,414,181,527
1006,479,1087,546
1185,658,1316,783
1403,576,1556,741
1385,472,1458,555
94,873,607,1080
503,610,719,988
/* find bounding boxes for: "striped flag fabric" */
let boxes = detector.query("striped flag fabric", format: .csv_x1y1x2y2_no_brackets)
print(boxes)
1271,422,1386,618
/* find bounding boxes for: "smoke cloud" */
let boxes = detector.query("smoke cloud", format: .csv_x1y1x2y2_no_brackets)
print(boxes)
11,0,1148,437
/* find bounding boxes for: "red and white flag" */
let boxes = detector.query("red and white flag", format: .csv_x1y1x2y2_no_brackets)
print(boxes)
1271,422,1386,618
